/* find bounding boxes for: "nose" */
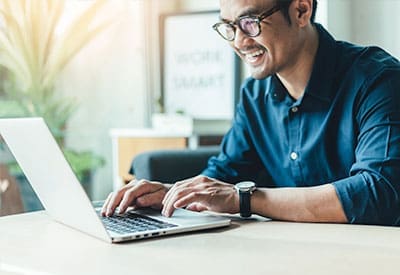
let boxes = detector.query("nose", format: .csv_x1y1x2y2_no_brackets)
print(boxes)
233,27,252,49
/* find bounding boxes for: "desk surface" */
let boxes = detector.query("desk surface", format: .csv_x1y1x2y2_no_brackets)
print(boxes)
0,211,399,275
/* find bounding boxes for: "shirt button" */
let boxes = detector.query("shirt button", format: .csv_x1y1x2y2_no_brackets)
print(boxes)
290,152,298,160
291,106,299,113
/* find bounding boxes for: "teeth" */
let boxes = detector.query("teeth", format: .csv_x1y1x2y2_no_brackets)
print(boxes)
242,49,265,63
246,50,264,57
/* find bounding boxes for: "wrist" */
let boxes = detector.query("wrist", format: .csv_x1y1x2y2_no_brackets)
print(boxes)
251,188,268,216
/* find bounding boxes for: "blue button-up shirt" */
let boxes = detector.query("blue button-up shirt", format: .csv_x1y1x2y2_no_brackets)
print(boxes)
202,24,400,226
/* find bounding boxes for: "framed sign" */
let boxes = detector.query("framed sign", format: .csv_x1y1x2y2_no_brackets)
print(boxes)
160,11,241,120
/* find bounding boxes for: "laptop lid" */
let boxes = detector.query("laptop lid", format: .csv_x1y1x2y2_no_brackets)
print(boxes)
0,117,111,242
0,118,231,243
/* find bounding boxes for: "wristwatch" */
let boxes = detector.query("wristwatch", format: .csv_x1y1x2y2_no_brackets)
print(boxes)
235,181,257,218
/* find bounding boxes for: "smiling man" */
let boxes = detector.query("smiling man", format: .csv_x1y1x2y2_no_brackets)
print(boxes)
103,0,400,225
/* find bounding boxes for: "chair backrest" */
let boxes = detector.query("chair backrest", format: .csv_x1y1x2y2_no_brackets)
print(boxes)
130,147,220,183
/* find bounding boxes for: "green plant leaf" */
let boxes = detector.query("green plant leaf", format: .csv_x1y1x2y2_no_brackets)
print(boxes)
43,0,112,88
0,0,111,180
63,149,105,182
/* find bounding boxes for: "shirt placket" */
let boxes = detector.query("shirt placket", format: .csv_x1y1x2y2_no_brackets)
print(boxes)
287,103,303,185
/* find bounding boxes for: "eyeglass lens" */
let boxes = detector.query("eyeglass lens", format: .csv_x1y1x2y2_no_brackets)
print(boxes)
239,18,260,36
216,24,235,40
216,17,260,41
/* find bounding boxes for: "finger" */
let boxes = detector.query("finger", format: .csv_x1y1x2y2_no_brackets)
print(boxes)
163,187,205,217
162,185,176,207
101,193,113,216
135,191,165,209
119,182,164,213
161,187,181,217
118,189,138,214
174,192,210,210
161,179,188,205
106,181,137,216
162,176,205,205
106,190,127,216
186,202,208,212
162,176,216,217
162,185,194,217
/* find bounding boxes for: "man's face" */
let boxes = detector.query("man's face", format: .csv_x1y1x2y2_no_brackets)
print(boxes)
219,0,302,79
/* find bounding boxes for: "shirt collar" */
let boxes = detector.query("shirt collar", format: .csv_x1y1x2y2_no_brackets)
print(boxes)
269,75,287,102
303,23,339,102
267,23,339,104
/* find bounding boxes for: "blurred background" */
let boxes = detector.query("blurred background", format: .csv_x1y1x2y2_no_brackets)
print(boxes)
0,0,399,215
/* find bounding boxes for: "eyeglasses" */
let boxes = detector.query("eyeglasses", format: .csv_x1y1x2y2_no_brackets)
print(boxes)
212,5,282,41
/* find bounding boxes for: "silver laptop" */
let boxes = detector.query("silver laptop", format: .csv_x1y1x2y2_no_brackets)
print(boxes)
0,117,230,243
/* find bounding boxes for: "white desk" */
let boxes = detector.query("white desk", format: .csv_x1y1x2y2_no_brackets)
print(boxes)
1,211,400,275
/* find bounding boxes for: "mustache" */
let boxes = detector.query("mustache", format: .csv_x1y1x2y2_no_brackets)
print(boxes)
238,45,267,54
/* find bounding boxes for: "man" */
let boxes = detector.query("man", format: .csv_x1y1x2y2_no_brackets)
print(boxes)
103,0,400,225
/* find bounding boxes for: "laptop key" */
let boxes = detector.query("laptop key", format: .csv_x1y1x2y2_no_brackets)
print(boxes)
100,212,177,234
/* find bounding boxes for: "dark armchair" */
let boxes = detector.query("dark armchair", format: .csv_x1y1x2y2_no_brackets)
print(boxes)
129,147,220,183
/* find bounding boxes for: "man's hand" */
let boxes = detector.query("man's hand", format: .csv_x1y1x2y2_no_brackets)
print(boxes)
101,180,169,217
161,175,239,217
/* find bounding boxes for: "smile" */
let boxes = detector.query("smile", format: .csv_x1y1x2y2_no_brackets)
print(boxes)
240,49,266,65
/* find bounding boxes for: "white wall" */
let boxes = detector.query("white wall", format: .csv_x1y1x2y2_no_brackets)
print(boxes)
327,0,400,59
178,0,219,10
350,0,400,58
57,1,148,200
326,0,352,41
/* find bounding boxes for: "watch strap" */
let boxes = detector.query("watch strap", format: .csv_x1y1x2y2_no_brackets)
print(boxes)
239,189,252,218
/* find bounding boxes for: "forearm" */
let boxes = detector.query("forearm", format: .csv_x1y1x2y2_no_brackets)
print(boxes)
252,184,348,223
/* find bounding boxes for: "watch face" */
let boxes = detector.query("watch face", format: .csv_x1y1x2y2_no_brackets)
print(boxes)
236,181,256,191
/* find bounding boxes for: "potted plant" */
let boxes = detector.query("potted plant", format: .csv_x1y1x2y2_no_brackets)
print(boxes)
0,0,110,204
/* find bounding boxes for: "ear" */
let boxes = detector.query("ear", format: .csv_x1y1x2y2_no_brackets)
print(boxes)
294,0,313,27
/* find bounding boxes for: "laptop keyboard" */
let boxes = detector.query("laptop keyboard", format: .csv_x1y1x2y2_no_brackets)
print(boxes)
100,212,178,235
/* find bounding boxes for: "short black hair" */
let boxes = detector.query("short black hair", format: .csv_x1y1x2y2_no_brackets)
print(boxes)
278,0,318,24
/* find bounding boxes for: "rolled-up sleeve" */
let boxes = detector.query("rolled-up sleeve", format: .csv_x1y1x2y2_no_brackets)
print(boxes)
332,69,400,225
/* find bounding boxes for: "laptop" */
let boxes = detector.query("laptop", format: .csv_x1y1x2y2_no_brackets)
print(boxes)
0,117,231,243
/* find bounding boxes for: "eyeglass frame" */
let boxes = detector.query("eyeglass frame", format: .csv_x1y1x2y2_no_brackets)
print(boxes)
212,5,283,41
